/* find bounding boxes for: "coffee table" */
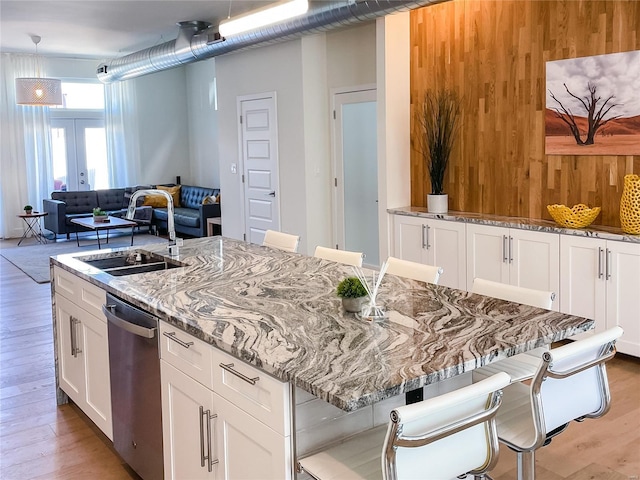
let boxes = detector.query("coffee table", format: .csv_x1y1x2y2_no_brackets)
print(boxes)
17,211,48,246
70,216,138,249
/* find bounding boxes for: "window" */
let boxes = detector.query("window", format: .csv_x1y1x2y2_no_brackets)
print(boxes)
52,82,105,110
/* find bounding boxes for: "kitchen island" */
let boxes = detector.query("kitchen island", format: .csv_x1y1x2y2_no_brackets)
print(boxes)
51,236,593,478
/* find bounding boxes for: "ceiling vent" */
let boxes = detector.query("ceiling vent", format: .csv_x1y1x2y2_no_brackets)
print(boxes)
97,0,442,83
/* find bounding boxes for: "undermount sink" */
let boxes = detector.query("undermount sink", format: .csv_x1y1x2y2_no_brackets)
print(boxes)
76,249,186,276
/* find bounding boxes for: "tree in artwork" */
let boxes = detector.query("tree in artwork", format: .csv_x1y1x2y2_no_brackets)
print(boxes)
548,82,621,146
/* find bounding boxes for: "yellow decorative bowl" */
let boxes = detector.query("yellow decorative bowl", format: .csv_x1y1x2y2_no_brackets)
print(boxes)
547,204,601,229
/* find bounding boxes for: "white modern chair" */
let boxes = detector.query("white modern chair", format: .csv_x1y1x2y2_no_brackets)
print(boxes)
385,256,443,285
298,372,510,480
314,246,363,267
262,229,300,253
471,278,556,383
495,326,622,480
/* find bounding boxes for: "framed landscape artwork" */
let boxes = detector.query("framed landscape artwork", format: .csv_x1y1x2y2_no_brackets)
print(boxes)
545,50,640,155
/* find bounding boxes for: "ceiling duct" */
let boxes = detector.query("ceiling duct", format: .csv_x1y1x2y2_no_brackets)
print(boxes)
97,0,441,83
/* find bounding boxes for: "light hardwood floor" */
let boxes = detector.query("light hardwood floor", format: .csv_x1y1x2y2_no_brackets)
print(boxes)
0,255,638,479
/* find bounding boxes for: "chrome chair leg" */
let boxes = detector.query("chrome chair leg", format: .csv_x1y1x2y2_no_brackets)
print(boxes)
517,451,535,480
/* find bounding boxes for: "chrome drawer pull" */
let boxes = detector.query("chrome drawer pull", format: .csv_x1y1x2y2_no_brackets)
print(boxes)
163,331,194,349
219,362,260,385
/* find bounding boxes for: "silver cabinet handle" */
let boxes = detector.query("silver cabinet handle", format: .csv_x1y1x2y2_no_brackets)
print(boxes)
606,248,612,280
219,362,260,385
163,331,194,349
598,247,604,279
199,406,206,468
70,316,81,357
425,224,431,250
205,408,218,472
421,224,427,249
509,236,513,263
503,235,509,263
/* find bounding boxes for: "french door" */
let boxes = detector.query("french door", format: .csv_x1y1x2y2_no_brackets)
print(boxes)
51,118,107,191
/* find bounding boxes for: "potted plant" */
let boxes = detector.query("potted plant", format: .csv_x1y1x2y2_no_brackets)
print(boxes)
93,207,108,222
415,89,461,214
23,205,33,215
336,277,368,313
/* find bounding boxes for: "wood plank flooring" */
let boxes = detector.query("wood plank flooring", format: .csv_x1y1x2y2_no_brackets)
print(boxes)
0,254,638,479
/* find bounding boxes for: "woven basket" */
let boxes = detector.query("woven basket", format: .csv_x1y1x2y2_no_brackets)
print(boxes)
620,174,640,235
547,204,601,229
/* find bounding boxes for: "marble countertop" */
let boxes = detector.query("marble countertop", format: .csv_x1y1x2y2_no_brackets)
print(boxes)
51,237,593,411
389,206,640,243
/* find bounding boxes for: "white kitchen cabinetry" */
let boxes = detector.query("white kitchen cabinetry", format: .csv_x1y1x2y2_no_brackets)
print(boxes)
466,224,560,310
393,215,466,290
54,268,112,439
160,321,293,480
560,236,640,356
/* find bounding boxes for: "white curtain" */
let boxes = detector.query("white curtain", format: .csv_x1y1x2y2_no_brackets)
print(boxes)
105,79,140,188
0,54,54,239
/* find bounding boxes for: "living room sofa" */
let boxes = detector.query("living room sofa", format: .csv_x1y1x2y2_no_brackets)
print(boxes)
42,185,220,239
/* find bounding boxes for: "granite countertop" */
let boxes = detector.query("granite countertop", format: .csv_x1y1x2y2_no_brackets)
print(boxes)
388,206,640,243
51,237,593,411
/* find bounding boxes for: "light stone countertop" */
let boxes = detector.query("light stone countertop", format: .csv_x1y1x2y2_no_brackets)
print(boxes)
388,206,640,243
51,237,593,411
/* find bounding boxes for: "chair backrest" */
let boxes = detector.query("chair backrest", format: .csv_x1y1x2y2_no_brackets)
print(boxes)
263,230,300,253
472,277,555,309
382,372,510,480
385,256,443,285
528,326,622,446
314,246,363,267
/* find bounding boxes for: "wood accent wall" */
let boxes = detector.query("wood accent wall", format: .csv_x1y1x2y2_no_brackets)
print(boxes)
410,0,640,227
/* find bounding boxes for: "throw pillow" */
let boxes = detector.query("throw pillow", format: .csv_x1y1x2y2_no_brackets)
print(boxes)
142,194,168,208
202,195,217,205
158,185,181,207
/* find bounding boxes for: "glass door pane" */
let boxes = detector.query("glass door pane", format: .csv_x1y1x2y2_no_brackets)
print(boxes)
51,126,70,191
78,122,107,190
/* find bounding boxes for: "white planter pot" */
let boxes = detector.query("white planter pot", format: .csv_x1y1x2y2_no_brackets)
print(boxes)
427,194,448,214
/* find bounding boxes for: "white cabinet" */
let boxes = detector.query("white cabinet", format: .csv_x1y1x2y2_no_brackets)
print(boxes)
55,281,112,439
160,321,293,480
161,360,217,480
560,236,640,356
393,215,466,290
466,225,560,310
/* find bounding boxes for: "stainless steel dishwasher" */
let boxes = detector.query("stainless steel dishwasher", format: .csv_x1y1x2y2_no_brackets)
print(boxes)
103,293,163,480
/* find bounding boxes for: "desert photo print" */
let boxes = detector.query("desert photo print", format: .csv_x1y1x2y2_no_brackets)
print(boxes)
545,50,640,155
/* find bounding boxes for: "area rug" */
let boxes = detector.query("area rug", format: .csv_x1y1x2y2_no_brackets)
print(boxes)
0,233,166,284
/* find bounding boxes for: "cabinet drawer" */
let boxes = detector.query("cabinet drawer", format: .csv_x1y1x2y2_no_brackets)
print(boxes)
159,321,213,389
212,348,291,436
54,267,106,320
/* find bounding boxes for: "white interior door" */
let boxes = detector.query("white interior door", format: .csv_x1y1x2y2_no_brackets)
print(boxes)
51,118,107,191
239,94,280,245
333,88,379,266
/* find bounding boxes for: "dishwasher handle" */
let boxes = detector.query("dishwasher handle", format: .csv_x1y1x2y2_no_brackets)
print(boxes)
103,304,157,339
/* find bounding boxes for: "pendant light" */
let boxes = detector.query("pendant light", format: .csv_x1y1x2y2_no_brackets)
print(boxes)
15,35,63,106
219,0,309,37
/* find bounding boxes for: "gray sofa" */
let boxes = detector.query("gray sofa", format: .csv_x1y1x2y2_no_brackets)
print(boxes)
43,185,220,239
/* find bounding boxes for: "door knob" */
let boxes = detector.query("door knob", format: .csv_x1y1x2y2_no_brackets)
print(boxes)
267,191,276,197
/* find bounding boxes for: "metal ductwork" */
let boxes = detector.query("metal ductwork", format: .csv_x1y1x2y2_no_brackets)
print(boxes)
97,0,440,83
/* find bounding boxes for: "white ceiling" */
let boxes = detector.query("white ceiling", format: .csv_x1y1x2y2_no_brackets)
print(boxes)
0,0,279,59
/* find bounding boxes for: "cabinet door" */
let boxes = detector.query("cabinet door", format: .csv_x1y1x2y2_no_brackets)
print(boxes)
466,224,510,288
560,235,607,335
81,312,112,440
55,295,84,404
510,230,560,311
427,219,466,290
215,393,292,480
393,215,427,264
162,360,217,480
606,241,640,356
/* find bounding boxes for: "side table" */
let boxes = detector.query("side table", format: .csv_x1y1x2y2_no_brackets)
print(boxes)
207,217,222,236
17,211,48,246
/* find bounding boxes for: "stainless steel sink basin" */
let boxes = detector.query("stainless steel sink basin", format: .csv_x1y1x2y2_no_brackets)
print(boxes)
76,249,186,276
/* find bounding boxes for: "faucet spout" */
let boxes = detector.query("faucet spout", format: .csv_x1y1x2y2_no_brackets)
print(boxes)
126,189,176,245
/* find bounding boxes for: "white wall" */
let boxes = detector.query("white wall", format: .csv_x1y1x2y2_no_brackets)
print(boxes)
326,22,377,89
186,59,219,188
133,67,189,186
216,40,306,242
